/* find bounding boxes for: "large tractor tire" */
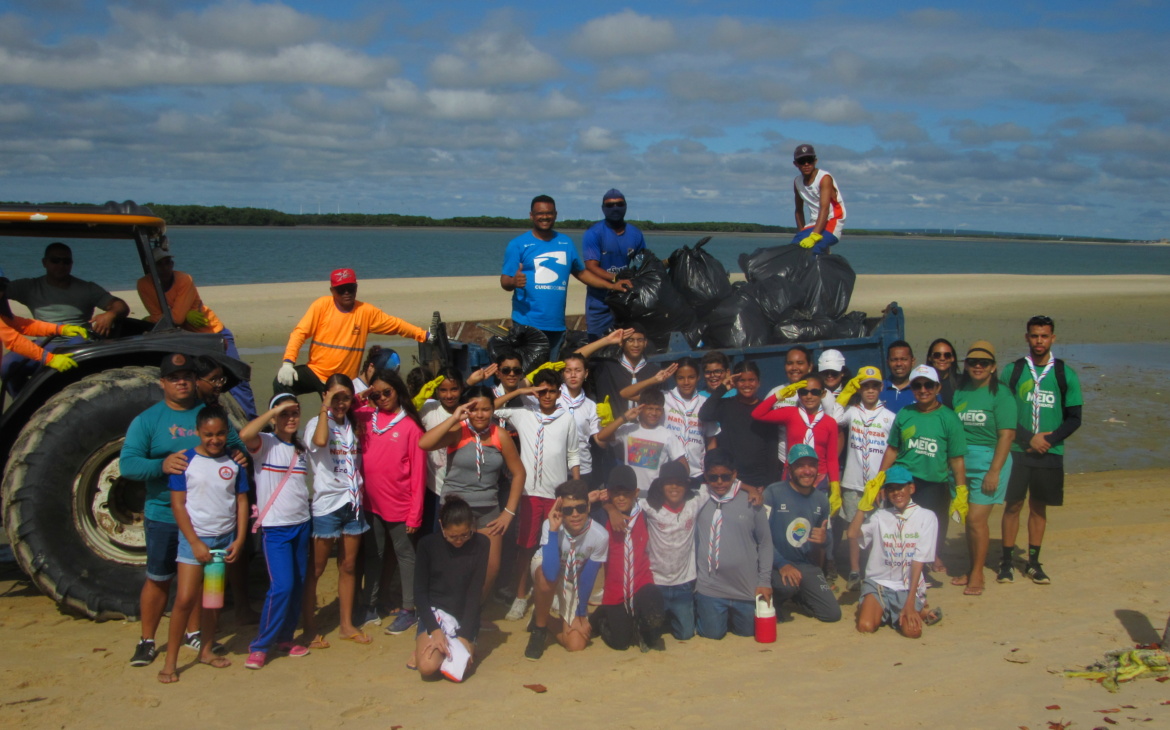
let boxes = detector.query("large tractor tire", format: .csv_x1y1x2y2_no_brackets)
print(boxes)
2,367,162,620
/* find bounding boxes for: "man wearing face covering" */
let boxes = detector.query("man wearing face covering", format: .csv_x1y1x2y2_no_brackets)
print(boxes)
582,189,646,337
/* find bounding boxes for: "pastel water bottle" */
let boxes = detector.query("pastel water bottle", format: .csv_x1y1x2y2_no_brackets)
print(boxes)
202,549,227,609
755,594,777,644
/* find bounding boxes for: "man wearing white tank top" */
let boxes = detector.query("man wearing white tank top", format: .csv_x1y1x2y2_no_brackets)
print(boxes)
791,143,845,255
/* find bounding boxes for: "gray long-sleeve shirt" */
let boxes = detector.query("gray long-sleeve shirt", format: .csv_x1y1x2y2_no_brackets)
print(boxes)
694,489,773,601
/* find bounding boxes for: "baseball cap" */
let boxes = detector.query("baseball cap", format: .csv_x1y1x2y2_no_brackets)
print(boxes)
608,464,638,492
856,365,883,385
793,143,816,160
602,188,625,202
330,268,357,287
884,465,914,487
787,443,818,464
909,364,939,384
159,352,193,378
818,349,845,372
966,340,996,361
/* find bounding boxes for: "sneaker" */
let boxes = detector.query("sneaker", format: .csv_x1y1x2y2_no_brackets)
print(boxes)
385,609,418,635
846,572,861,592
1025,562,1051,585
129,639,157,667
525,626,548,661
183,631,228,655
996,561,1014,584
505,597,528,622
275,641,311,657
824,559,839,584
245,651,267,670
355,608,382,627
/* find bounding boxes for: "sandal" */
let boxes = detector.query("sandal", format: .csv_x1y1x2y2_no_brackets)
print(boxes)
963,585,984,596
923,607,944,626
308,634,331,650
339,631,372,645
200,656,232,669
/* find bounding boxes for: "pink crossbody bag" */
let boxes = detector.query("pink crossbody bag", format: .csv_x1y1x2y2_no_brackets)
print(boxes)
250,456,299,534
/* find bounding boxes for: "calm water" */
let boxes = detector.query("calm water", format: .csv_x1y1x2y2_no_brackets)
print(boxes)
1,227,1166,291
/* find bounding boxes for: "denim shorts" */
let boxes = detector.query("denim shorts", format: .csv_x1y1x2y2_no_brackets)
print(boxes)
177,531,235,566
861,579,924,626
312,503,370,539
145,518,180,582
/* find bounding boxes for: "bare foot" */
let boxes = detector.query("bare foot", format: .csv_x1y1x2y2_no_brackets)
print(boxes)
963,582,984,596
950,575,969,586
157,669,179,684
932,559,946,573
200,655,232,669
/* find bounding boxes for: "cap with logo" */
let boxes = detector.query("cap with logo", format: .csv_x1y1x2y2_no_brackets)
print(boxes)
793,143,816,161
908,364,939,384
787,443,819,464
818,349,846,372
856,365,883,385
159,352,192,378
884,464,914,486
330,268,357,287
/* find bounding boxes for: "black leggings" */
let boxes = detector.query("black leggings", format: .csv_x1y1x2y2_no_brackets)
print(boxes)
590,585,666,650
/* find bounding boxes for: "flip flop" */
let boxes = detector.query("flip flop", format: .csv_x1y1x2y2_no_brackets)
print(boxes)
923,607,944,626
157,670,179,684
200,656,232,669
405,662,418,671
963,585,984,596
339,631,372,645
950,575,969,586
308,634,331,650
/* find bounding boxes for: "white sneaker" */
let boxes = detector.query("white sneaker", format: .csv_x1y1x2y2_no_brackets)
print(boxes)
505,597,528,621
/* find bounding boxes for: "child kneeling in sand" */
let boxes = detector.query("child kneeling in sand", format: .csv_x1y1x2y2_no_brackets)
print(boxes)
524,480,608,661
159,405,250,682
848,465,942,638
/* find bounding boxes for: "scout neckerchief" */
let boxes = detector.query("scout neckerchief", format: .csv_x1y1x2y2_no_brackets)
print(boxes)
533,408,564,489
799,405,824,447
856,405,885,484
371,407,406,435
623,505,643,613
560,527,585,621
707,480,741,573
1024,354,1056,433
620,355,646,385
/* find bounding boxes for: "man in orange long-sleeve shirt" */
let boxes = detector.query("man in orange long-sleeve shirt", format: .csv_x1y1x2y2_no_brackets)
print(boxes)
0,274,86,379
275,268,433,397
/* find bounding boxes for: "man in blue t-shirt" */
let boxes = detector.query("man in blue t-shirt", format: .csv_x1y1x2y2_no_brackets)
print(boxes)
581,188,646,336
500,195,631,359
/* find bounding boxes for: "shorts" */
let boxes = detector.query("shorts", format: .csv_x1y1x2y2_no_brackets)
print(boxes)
861,579,924,627
177,531,235,566
312,502,369,539
1006,460,1064,507
965,444,1012,506
145,518,180,582
469,505,501,530
839,489,862,522
517,495,557,549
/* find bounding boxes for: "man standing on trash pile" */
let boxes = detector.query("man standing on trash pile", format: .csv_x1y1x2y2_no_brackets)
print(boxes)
582,189,646,338
791,144,845,255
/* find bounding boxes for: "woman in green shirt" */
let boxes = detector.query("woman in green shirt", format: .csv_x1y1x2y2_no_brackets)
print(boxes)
949,341,1016,596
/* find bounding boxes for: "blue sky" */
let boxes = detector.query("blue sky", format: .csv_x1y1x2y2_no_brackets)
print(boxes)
2,1,1168,239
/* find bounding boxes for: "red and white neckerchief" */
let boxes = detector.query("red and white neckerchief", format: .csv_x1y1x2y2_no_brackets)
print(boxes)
620,355,646,385
469,423,492,481
560,528,584,620
533,408,565,489
666,388,702,421
706,480,741,573
891,502,922,596
331,417,361,511
856,405,885,484
1024,354,1056,433
559,387,586,416
799,405,824,447
623,506,643,612
371,408,406,435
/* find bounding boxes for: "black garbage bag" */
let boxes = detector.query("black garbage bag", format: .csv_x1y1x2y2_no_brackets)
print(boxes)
702,283,773,349
751,274,804,324
679,319,707,349
606,250,695,349
668,236,732,317
773,318,836,344
739,243,814,284
802,253,856,320
831,311,868,339
561,330,592,357
488,324,550,372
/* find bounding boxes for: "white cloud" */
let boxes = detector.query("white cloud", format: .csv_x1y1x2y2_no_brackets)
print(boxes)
778,97,872,125
576,126,624,153
429,29,562,87
572,10,677,58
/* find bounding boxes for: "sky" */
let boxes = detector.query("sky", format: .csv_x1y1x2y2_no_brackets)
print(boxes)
2,0,1168,240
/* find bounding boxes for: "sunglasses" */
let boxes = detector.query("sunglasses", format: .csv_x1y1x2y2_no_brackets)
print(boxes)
498,367,523,376
705,472,734,483
965,358,994,368
369,388,396,401
603,201,626,209
794,157,816,166
559,503,589,516
797,387,824,397
820,370,840,378
200,376,227,387
333,284,357,295
910,380,937,391
47,257,73,264
930,351,955,360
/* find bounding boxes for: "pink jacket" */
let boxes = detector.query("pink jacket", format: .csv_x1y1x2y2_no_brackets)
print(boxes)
355,406,425,528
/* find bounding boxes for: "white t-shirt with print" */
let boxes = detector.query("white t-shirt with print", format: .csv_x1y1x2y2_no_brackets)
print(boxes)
303,414,362,515
858,503,937,600
614,422,687,496
168,451,248,537
663,388,718,478
419,400,454,495
639,485,710,586
249,433,311,527
497,407,579,499
559,386,600,476
840,404,896,492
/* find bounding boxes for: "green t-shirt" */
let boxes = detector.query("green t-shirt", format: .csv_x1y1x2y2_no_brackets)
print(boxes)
953,382,1017,448
887,405,967,482
1000,359,1083,456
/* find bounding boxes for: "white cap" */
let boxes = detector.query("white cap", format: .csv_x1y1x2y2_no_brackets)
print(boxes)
909,364,939,384
818,349,846,371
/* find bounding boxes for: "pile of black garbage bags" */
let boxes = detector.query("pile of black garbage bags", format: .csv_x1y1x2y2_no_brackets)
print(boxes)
606,237,868,351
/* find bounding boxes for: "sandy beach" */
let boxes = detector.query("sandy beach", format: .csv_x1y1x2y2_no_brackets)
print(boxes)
2,273,1170,728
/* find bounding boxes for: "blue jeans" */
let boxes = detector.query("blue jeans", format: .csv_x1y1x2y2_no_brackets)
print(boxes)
540,329,565,362
695,592,754,640
659,581,696,640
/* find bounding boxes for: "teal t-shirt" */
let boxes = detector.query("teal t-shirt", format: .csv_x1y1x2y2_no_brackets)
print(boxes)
887,405,967,482
1000,359,1083,456
953,382,1017,448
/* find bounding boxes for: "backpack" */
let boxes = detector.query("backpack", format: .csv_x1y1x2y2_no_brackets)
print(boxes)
1007,357,1068,405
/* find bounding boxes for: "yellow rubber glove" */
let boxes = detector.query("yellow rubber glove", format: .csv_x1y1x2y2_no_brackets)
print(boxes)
776,379,807,401
185,310,209,328
526,360,565,383
47,353,79,372
59,325,89,340
836,374,863,406
412,373,447,410
858,472,886,512
800,232,822,249
949,484,969,524
829,481,842,517
596,396,614,427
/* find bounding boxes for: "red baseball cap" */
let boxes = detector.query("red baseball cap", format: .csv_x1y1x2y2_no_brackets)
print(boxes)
330,268,357,287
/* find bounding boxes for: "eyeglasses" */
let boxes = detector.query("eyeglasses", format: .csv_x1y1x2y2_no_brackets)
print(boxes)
964,358,994,368
333,284,357,295
498,367,523,376
559,503,589,516
442,528,474,542
603,201,626,209
369,388,396,401
794,157,816,166
47,257,73,265
797,388,824,397
704,369,725,377
200,376,227,387
930,352,955,361
705,472,734,483
910,380,937,391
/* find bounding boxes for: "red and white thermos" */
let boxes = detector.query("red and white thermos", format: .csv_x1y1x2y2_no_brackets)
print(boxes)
755,594,777,643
